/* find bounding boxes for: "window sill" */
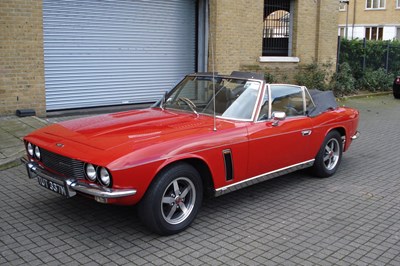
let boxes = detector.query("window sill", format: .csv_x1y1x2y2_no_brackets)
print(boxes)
365,8,386,10
259,56,300,63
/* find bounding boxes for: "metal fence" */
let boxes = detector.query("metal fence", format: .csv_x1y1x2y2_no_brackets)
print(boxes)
337,37,400,78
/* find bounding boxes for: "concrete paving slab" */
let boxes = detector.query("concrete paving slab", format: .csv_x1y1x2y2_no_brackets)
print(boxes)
0,116,48,169
1,94,400,265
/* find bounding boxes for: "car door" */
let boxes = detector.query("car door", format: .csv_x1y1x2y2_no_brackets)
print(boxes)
247,84,315,178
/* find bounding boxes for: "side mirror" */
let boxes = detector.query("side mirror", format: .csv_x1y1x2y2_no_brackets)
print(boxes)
271,111,286,126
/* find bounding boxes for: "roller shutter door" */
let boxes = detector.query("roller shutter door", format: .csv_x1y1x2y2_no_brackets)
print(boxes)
43,0,196,110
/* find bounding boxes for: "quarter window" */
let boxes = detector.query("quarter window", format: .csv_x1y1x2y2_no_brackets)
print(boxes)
366,0,385,9
365,27,383,40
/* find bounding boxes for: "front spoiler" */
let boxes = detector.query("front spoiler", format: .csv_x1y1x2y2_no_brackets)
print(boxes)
21,157,137,199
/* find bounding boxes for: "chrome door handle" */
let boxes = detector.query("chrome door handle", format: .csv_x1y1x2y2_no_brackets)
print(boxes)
302,130,312,136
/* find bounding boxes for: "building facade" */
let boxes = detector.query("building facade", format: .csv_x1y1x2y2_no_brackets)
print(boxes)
338,0,400,40
1,0,339,117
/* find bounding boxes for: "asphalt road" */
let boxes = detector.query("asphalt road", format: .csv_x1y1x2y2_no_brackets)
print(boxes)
1,95,400,265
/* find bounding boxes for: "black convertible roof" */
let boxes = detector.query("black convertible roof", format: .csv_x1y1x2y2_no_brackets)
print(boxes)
307,89,338,117
193,71,264,81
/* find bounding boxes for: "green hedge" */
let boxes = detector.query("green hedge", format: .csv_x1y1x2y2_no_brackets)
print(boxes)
294,39,399,96
339,39,400,81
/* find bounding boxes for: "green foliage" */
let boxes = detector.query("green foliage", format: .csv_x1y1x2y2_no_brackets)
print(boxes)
331,62,356,96
339,39,400,78
240,65,281,83
338,39,400,93
358,68,394,92
264,72,277,83
294,62,332,90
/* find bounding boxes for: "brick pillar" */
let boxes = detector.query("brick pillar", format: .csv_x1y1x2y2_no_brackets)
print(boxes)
0,0,46,117
208,0,264,74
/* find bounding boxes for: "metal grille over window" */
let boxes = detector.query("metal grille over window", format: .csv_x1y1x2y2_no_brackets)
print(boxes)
263,0,291,56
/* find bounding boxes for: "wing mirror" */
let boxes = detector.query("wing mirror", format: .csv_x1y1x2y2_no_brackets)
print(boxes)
271,111,286,126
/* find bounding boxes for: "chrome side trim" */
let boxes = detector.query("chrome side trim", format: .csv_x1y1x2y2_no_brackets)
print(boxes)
22,157,136,199
214,159,315,197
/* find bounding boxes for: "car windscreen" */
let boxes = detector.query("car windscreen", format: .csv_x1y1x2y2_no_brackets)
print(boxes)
163,76,261,121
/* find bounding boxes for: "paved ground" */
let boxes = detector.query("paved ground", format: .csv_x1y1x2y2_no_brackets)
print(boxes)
0,117,47,169
1,95,400,265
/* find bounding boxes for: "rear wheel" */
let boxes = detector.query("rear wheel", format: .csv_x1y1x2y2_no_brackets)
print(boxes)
312,131,343,178
138,163,203,235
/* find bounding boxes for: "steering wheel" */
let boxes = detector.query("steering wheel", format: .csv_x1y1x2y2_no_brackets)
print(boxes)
284,106,301,116
177,97,197,108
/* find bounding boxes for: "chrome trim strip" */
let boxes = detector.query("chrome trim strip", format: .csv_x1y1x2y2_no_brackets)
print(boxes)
214,159,315,197
22,157,137,199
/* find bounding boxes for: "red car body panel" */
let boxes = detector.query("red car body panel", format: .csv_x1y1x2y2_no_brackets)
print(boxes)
24,103,359,205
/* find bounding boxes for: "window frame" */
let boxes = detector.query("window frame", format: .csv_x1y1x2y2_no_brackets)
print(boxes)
365,26,384,40
262,0,293,58
267,84,307,119
365,0,385,10
260,0,299,63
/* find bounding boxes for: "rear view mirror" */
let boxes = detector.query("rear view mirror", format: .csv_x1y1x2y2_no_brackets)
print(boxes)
271,111,286,126
272,111,286,120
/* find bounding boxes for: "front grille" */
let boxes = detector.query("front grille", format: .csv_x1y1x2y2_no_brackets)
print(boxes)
41,149,85,179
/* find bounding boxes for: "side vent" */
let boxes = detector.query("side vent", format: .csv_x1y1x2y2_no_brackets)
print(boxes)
223,149,234,181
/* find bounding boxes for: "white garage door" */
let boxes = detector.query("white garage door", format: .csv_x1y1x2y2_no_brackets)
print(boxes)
43,0,197,110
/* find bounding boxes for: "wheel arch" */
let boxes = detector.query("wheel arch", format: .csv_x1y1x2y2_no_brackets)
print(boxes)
328,126,347,151
153,157,215,199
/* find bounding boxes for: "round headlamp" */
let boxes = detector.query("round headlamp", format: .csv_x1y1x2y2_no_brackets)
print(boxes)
34,146,41,160
99,167,111,187
27,143,34,157
85,163,97,182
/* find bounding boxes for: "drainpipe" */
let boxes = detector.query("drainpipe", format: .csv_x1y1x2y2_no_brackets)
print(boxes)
352,0,356,39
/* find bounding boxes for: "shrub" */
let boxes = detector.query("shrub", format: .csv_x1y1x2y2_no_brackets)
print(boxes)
339,39,400,78
331,62,356,96
294,62,332,90
358,68,394,92
264,72,277,83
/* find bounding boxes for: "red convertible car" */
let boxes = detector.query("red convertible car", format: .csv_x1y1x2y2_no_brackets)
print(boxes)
22,72,359,235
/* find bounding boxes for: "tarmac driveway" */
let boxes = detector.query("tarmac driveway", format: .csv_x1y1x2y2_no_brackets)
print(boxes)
1,95,400,265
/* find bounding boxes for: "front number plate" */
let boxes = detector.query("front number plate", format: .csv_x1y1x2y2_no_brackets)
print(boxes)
37,176,68,197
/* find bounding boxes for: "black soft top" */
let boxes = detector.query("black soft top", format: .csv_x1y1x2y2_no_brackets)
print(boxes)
307,89,338,117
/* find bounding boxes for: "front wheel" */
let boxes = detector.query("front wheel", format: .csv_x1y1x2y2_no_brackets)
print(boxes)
138,163,203,235
312,131,343,178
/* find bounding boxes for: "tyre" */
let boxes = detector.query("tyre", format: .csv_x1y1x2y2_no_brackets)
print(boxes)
312,130,343,178
138,163,203,235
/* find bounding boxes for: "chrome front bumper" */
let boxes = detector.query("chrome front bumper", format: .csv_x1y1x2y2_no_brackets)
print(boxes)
22,157,137,199
351,131,360,140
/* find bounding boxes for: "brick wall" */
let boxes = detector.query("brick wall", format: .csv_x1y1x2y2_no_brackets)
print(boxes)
210,0,339,82
0,0,45,117
208,0,264,75
338,0,400,25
